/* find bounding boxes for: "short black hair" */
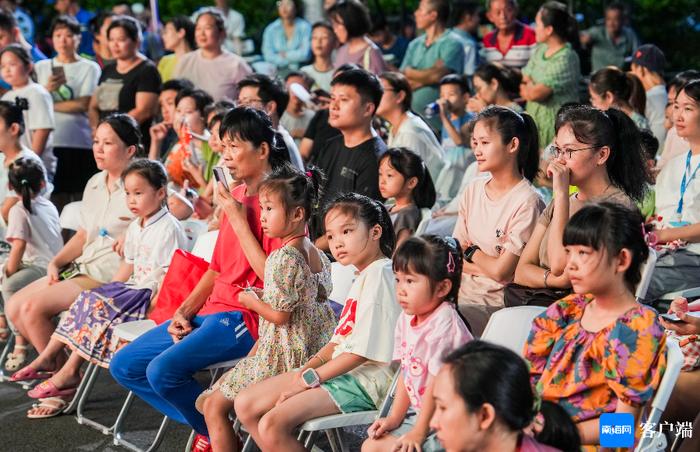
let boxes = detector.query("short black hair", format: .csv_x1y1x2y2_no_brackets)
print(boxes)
331,69,383,115
166,15,196,51
452,1,482,25
195,7,226,33
327,0,372,39
639,129,659,161
426,0,451,25
0,8,17,33
312,20,334,35
50,15,81,36
161,78,194,94
175,89,214,120
122,158,168,192
108,15,142,42
238,74,289,119
439,74,470,94
605,2,626,15
89,11,115,37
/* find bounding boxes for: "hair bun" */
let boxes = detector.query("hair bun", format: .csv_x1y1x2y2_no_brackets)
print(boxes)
14,97,28,111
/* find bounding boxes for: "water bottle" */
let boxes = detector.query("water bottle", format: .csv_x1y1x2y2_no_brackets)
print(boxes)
424,102,440,118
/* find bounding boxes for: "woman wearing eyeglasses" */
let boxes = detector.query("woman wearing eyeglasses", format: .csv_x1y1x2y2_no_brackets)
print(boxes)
510,105,650,307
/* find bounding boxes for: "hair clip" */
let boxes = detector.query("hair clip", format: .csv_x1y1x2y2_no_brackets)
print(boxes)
20,178,28,185
446,250,455,273
305,170,312,177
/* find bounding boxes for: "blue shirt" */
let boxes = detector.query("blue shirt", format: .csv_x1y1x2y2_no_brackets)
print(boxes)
261,18,311,70
75,9,96,57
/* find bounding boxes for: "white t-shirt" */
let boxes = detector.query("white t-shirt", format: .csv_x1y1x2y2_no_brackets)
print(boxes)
123,207,187,292
300,64,334,92
1,83,56,177
5,196,62,268
280,109,315,149
655,151,700,255
34,57,101,150
0,146,53,202
393,303,471,411
331,257,401,407
277,125,305,171
388,112,445,180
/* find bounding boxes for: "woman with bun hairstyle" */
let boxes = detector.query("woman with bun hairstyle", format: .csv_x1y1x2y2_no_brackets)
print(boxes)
5,113,138,378
520,1,581,147
589,66,649,130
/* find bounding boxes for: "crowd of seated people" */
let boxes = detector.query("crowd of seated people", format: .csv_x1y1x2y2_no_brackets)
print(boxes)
0,1,698,452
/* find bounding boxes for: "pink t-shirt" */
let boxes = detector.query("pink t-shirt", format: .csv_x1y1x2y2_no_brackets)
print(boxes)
393,302,472,411
453,177,544,306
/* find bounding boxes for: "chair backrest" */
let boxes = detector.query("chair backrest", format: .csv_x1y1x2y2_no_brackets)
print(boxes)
414,208,433,236
377,368,401,418
481,306,546,354
328,262,357,305
181,219,209,252
635,248,658,303
191,230,219,262
59,201,83,231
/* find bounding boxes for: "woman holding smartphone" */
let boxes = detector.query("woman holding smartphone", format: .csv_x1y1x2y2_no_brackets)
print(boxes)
35,15,101,212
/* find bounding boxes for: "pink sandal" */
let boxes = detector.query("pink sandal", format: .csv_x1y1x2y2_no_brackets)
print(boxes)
9,365,54,382
27,380,77,399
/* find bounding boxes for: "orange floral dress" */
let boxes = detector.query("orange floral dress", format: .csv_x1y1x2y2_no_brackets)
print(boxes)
524,294,667,422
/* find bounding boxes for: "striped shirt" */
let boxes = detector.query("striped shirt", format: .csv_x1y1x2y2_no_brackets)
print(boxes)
481,21,536,69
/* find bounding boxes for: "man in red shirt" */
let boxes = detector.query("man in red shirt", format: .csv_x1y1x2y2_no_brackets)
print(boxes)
481,0,536,69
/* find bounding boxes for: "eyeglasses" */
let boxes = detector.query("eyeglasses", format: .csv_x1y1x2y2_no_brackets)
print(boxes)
551,145,600,160
236,98,265,107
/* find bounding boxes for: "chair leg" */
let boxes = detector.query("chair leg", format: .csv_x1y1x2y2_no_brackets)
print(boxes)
113,390,137,444
0,332,15,381
74,365,120,435
302,430,318,450
64,361,98,414
184,429,196,452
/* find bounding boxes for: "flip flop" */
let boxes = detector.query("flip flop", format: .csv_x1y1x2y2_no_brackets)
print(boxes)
9,365,54,382
27,396,70,419
27,380,77,399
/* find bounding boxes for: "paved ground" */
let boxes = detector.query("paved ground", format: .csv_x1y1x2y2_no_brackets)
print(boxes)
0,367,366,451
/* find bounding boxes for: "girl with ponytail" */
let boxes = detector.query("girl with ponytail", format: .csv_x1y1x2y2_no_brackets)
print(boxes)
199,164,337,451
236,193,401,451
378,147,437,247
520,1,581,148
0,157,62,372
589,66,649,130
453,106,545,336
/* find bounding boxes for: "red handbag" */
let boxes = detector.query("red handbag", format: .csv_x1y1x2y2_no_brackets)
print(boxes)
148,249,210,324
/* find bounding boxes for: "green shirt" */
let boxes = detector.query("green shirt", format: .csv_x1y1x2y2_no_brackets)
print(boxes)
585,25,639,73
401,30,464,126
522,43,581,147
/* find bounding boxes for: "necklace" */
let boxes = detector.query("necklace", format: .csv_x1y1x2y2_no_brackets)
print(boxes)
282,233,307,247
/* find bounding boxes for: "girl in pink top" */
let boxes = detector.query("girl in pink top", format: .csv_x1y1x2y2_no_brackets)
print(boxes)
363,235,472,452
453,106,544,335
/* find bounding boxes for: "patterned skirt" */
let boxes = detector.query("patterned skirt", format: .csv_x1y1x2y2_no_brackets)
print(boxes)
53,282,152,368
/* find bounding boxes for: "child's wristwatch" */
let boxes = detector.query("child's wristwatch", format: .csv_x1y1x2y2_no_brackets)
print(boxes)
464,245,480,263
301,368,321,388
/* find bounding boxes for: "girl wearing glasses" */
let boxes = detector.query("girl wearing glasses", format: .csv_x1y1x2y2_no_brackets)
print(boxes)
512,105,649,307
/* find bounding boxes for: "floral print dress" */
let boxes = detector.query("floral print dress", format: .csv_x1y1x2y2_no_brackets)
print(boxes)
196,245,336,409
524,294,667,422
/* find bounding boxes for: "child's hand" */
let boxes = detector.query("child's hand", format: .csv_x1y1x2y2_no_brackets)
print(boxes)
112,234,126,258
394,429,427,451
367,416,401,440
669,297,689,316
238,290,260,311
467,96,487,113
47,260,61,285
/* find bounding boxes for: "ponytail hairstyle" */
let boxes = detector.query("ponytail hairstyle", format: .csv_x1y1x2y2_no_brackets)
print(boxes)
100,113,145,157
539,1,579,47
443,340,581,451
0,44,35,82
590,67,647,116
219,106,291,171
474,106,540,182
259,164,326,222
323,192,396,258
393,235,465,318
473,62,522,101
8,157,44,214
0,97,28,135
554,104,650,201
563,202,648,292
379,148,436,209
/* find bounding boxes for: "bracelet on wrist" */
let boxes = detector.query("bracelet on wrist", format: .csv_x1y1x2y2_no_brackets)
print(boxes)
543,269,551,288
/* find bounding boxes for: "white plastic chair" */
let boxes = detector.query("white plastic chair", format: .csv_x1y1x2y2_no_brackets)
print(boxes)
635,338,684,452
180,220,209,252
328,262,357,306
480,306,547,353
190,230,218,261
289,368,402,452
59,201,82,231
635,248,658,303
414,208,433,236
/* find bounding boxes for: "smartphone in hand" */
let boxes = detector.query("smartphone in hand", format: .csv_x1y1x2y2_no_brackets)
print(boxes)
51,65,65,79
213,167,229,191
